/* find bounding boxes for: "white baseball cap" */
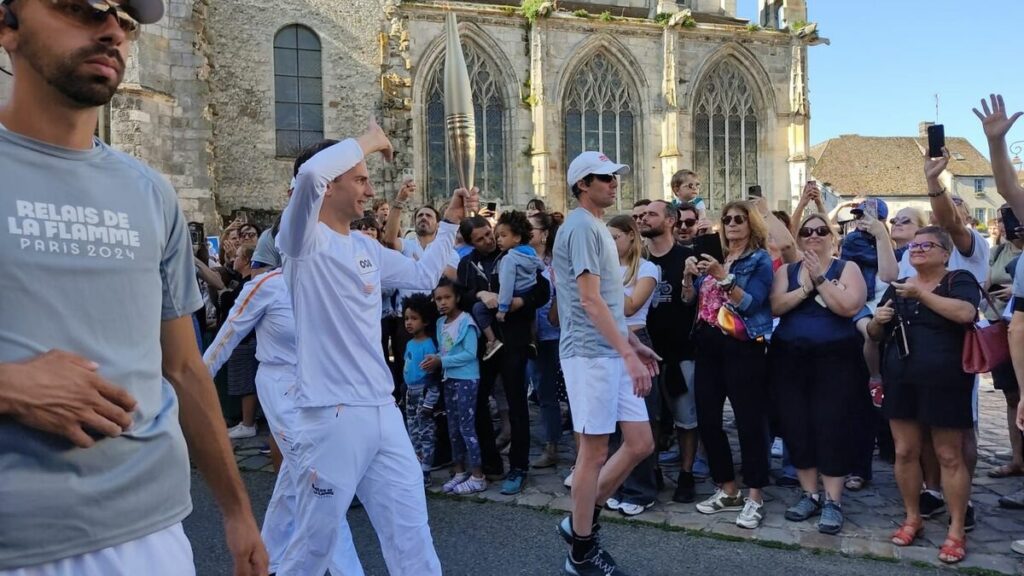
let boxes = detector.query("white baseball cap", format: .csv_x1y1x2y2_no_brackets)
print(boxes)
566,151,630,187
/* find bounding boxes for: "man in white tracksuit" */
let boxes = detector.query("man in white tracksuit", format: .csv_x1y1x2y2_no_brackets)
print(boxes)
202,256,364,576
276,120,477,575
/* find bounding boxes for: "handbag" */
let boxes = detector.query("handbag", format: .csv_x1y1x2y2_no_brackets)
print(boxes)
717,303,750,341
957,274,1011,374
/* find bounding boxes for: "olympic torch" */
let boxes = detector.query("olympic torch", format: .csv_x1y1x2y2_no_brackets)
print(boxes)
443,13,477,214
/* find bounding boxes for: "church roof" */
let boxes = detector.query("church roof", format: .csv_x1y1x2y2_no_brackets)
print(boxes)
809,134,992,197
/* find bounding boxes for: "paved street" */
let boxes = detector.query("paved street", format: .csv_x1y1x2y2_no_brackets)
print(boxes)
186,469,951,575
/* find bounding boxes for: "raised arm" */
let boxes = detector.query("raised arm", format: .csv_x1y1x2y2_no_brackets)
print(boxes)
202,275,276,375
924,149,973,254
975,94,1024,217
278,119,392,258
382,178,415,251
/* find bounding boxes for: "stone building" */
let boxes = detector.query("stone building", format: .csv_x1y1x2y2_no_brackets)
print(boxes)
0,0,820,230
810,123,1000,227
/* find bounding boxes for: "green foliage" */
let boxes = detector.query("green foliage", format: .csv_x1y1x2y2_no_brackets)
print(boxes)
572,9,590,18
744,23,762,32
653,12,671,25
598,10,614,22
499,6,517,16
680,14,697,28
788,20,808,31
520,0,547,24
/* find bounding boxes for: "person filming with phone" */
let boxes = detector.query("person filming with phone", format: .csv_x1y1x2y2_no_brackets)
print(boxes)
866,226,981,564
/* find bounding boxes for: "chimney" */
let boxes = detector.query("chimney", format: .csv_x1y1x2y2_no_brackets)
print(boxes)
919,121,935,139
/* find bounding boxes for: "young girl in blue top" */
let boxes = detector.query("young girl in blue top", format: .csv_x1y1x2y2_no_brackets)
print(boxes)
402,293,441,486
422,277,485,495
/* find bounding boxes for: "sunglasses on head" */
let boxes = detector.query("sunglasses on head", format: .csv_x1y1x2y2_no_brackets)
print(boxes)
590,173,616,183
798,226,831,238
889,216,912,225
908,240,946,252
721,214,746,226
43,0,141,38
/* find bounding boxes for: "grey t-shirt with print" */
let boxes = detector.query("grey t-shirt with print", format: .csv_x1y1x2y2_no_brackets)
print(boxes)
553,207,627,359
0,128,202,568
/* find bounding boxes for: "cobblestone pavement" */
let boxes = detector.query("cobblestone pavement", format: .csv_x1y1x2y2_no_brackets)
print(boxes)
232,376,1024,574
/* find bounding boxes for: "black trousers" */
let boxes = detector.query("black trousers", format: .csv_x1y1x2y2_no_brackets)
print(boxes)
694,326,771,489
476,343,532,473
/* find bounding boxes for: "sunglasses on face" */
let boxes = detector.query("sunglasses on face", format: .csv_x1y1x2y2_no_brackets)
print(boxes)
721,214,746,226
45,0,141,38
908,241,946,253
798,226,831,238
889,216,912,226
680,218,698,228
240,231,258,239
631,214,644,221
591,174,616,183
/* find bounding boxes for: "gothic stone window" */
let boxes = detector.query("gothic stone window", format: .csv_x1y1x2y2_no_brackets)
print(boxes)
274,25,323,157
694,62,759,212
564,54,637,210
425,43,506,202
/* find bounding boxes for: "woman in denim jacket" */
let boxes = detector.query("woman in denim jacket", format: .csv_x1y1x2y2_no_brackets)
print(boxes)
682,200,774,529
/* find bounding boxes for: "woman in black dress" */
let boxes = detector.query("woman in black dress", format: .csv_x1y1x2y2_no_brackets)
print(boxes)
867,226,980,564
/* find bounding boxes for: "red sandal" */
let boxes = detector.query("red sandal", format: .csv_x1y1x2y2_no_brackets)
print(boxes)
890,520,923,546
938,534,967,564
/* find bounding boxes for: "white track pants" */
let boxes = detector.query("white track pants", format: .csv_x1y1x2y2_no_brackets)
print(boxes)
278,403,441,576
256,365,364,576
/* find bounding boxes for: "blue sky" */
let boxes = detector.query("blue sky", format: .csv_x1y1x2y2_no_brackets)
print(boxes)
736,1,1024,157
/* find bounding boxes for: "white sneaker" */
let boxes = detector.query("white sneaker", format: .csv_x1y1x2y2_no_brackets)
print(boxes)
442,472,470,494
563,467,574,488
605,497,622,511
228,423,256,439
771,437,784,458
696,489,745,515
619,502,655,517
1012,539,1024,555
736,498,765,529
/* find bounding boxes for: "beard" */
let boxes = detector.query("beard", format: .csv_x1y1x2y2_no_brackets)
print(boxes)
639,226,666,239
20,36,124,107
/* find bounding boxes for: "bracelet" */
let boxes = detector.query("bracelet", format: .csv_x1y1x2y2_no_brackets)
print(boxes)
927,187,946,198
393,199,409,210
812,274,826,287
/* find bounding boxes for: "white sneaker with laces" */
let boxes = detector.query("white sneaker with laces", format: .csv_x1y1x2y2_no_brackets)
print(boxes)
228,423,256,439
605,497,622,511
618,501,654,517
696,489,745,514
736,498,765,529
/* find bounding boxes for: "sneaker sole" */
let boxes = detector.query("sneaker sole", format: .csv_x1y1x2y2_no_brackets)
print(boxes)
697,504,744,515
557,518,572,544
482,343,504,361
736,519,762,529
818,523,842,535
784,509,821,522
619,503,655,517
921,506,946,519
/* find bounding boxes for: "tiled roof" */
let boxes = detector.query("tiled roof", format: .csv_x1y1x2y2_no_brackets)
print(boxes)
810,135,992,197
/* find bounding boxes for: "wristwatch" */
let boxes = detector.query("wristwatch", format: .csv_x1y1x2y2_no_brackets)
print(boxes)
812,274,826,287
716,274,736,291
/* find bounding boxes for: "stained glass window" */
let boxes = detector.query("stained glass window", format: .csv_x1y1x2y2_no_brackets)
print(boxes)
693,62,759,212
564,54,637,210
425,44,506,201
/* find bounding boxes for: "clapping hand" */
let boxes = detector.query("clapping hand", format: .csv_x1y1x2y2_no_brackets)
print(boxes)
891,281,922,300
802,249,823,277
973,94,1023,141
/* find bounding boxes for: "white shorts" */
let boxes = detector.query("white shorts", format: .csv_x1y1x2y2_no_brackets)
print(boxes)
562,356,648,435
1,523,193,576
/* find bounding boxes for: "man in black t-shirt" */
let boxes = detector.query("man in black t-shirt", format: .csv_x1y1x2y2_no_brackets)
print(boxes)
640,200,700,503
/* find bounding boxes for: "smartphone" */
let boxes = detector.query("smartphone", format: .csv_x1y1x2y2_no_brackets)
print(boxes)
694,233,725,265
486,202,498,213
188,222,204,246
927,124,945,158
892,319,910,359
863,200,878,221
747,185,763,199
1002,206,1022,241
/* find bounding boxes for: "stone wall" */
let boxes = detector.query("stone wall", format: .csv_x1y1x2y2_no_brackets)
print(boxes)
206,0,388,221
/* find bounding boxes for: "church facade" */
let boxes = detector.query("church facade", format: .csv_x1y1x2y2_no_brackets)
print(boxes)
0,0,818,230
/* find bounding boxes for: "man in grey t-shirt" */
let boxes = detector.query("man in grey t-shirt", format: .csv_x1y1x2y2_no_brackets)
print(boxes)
0,2,265,574
553,151,658,576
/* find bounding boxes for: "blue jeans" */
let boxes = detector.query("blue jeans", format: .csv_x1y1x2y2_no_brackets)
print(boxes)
444,378,481,469
406,384,439,472
533,339,562,444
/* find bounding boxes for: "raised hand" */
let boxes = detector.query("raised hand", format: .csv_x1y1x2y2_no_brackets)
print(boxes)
443,186,479,224
924,147,950,181
396,178,416,203
973,94,1023,142
356,117,394,163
